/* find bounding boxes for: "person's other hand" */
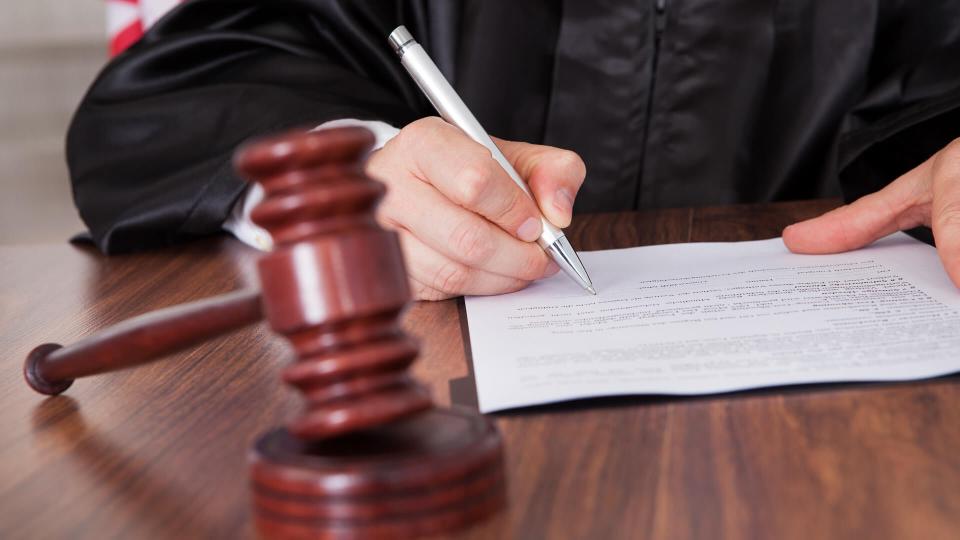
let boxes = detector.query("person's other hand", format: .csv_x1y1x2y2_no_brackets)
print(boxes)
783,138,960,288
366,117,587,300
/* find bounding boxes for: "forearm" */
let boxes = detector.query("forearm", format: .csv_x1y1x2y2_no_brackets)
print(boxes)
69,0,431,254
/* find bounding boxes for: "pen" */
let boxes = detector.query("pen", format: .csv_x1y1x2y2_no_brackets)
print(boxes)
388,26,597,295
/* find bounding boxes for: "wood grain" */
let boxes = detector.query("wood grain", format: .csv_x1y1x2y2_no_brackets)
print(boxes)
4,199,960,540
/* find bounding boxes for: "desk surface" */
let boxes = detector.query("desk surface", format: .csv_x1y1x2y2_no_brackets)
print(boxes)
2,199,959,540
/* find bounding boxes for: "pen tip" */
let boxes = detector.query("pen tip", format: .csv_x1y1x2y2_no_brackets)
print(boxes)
586,285,597,295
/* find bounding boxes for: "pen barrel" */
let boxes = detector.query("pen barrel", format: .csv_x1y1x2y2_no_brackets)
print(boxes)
397,40,564,245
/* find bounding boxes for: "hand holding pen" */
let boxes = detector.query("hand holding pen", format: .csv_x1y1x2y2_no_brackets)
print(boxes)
381,26,596,298
357,28,594,300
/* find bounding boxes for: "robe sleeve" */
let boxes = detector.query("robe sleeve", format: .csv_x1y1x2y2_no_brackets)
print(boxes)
837,3,960,212
67,0,436,253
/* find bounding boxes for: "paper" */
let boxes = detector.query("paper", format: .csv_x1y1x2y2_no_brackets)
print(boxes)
464,233,960,412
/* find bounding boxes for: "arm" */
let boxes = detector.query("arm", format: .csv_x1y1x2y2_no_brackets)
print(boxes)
69,0,432,253
70,0,586,301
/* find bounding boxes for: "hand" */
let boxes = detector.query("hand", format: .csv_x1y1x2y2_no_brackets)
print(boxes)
366,117,587,300
783,138,960,288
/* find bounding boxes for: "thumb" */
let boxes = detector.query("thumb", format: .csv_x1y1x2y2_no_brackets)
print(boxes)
494,138,586,228
782,163,930,254
930,139,960,287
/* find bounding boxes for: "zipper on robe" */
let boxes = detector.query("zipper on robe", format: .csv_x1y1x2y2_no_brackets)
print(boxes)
637,0,669,207
655,0,668,36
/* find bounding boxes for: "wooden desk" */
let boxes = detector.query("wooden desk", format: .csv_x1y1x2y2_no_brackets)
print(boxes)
2,199,959,539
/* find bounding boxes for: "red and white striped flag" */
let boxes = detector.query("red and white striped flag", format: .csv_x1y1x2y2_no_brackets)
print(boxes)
107,0,183,56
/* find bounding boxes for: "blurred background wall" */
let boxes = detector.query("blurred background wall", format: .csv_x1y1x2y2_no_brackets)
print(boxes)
1,1,106,243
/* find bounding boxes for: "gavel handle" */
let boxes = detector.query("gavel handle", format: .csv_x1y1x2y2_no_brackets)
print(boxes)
24,289,263,395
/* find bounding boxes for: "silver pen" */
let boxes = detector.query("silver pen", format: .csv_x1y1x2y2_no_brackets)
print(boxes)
388,26,596,295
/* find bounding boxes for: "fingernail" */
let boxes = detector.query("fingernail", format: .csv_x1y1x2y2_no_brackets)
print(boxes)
555,188,574,215
543,260,560,277
517,217,542,242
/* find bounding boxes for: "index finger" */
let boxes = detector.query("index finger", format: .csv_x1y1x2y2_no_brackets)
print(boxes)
496,139,586,228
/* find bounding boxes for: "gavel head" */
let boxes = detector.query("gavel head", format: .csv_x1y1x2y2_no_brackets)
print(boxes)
234,127,432,441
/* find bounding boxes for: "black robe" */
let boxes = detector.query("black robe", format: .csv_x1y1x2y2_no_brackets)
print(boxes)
67,0,960,253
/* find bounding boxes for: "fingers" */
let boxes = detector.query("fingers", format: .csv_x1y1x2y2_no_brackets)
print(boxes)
930,139,960,287
384,172,553,281
497,138,587,228
783,162,930,254
404,119,544,242
398,230,533,300
367,117,575,300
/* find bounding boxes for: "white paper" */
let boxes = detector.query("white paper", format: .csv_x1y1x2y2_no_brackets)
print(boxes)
465,233,960,412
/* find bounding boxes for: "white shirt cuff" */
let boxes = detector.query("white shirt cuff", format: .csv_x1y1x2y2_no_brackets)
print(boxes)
223,119,401,251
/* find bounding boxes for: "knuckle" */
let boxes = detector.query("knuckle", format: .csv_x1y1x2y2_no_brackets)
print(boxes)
493,186,525,224
407,116,439,135
365,147,395,183
556,150,587,184
932,139,960,178
397,123,419,147
374,207,398,230
931,154,947,180
410,279,445,301
455,163,492,207
402,117,443,147
936,201,960,230
448,220,495,264
409,278,429,298
945,137,960,157
375,187,411,227
504,279,532,294
517,249,549,281
421,115,446,129
432,260,470,294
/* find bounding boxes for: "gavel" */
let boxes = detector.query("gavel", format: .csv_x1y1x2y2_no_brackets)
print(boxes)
23,127,505,539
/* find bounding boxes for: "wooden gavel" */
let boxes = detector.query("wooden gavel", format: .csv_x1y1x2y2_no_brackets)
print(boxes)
24,128,505,539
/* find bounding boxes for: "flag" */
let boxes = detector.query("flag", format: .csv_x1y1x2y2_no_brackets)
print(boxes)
107,0,183,57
